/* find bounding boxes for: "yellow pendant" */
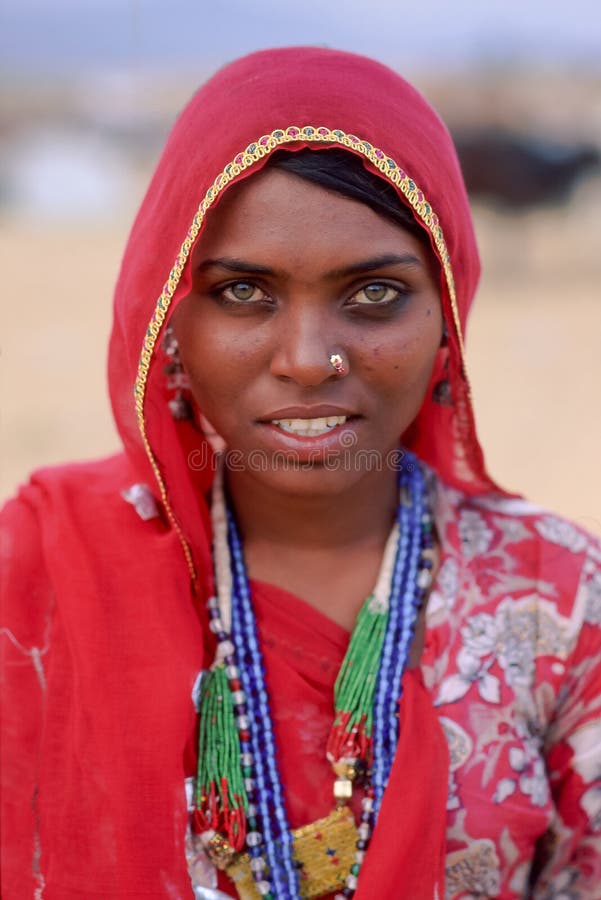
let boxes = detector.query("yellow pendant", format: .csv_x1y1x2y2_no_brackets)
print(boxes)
226,806,358,899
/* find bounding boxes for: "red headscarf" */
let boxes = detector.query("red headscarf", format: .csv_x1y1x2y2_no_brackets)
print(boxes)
108,45,502,593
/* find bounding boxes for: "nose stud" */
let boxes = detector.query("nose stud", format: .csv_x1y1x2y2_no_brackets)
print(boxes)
329,353,346,376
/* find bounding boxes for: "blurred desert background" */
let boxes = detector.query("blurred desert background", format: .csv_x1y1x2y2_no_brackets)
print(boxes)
1,1,600,533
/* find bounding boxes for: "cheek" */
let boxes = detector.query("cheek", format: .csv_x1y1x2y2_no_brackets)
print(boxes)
184,344,248,409
181,350,242,437
173,310,268,425
174,301,223,369
358,312,442,401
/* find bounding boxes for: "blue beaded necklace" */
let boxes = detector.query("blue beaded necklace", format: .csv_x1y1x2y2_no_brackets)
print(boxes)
195,451,433,899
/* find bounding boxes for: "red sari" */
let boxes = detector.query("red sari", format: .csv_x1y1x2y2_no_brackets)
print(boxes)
2,47,600,898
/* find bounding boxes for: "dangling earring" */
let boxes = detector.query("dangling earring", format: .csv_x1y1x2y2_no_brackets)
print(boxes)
432,325,452,406
163,326,193,420
432,374,452,406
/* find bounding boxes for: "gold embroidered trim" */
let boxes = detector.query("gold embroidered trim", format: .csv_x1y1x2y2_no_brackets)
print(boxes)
134,126,467,578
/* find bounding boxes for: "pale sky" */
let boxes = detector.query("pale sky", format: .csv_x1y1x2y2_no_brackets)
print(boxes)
2,0,600,75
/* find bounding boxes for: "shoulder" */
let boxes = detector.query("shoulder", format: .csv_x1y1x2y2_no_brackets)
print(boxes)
433,481,601,634
1,453,171,600
1,453,199,650
469,491,598,557
1,452,163,537
3,452,137,512
471,493,599,610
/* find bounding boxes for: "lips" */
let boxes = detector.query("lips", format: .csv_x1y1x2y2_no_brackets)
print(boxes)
253,405,361,462
260,404,358,420
259,405,359,438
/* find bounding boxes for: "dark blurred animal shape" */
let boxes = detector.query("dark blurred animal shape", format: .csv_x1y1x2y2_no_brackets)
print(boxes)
452,129,601,209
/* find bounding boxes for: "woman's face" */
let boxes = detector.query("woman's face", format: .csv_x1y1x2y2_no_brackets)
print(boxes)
172,165,443,497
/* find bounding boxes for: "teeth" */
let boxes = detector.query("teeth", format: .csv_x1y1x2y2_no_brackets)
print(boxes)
272,415,348,436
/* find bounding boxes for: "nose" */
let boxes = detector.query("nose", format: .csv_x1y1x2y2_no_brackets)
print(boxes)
269,306,346,387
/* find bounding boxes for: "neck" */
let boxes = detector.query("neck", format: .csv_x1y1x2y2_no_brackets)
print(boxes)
225,466,399,554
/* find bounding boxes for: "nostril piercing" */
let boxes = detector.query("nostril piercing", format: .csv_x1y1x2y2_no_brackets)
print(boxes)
329,353,346,375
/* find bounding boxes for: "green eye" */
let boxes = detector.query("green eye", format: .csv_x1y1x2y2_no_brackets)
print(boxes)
353,283,399,304
220,281,269,303
229,282,256,301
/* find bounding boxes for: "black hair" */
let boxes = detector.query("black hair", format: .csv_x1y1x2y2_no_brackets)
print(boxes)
267,147,430,248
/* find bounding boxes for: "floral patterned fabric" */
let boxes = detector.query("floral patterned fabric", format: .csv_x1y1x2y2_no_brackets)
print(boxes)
423,481,601,898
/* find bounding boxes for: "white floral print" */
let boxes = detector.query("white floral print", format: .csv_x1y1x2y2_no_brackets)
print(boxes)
458,509,494,558
435,641,501,706
438,557,460,602
534,516,588,554
584,567,601,625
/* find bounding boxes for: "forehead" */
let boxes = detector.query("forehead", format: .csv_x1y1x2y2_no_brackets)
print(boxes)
191,167,431,270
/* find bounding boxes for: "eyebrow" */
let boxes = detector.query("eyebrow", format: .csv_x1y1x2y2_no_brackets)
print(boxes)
196,253,423,279
325,253,423,279
196,257,275,276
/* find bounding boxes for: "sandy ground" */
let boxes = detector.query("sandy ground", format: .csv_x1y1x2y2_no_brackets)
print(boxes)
2,195,601,534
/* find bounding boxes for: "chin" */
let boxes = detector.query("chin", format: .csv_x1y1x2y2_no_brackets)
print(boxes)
230,449,394,499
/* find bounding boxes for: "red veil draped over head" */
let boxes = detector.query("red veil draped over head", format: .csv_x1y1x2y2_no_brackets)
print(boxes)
2,48,506,899
110,46,497,588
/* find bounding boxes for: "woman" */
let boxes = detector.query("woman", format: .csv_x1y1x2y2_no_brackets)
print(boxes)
1,47,600,900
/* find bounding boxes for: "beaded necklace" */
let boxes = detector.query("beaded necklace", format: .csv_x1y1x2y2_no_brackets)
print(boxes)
193,451,434,899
